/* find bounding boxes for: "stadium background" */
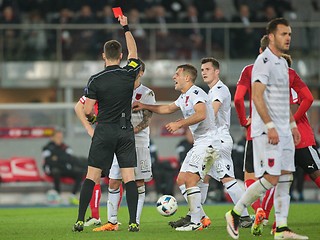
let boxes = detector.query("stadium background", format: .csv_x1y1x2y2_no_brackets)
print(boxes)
0,0,320,204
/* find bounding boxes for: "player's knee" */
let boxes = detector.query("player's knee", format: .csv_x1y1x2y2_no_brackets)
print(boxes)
109,179,122,189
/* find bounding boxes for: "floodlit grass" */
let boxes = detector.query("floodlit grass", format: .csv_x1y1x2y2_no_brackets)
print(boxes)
0,203,318,240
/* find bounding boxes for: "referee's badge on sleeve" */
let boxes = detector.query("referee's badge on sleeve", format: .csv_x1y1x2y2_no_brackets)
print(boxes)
128,60,138,68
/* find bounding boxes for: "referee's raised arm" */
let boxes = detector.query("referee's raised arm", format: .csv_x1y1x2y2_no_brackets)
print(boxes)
118,15,138,60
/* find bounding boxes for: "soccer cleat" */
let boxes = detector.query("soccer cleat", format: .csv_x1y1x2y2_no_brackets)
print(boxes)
251,207,266,236
274,227,309,239
128,223,140,232
200,216,211,229
168,215,191,228
225,210,240,239
175,222,203,231
202,146,219,177
72,221,84,232
240,215,253,228
84,217,101,227
93,222,118,231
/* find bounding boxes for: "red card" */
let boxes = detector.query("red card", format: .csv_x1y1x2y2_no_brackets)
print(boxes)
112,7,123,18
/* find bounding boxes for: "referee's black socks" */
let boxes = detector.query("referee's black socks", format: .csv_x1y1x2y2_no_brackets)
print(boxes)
125,180,138,224
77,178,95,222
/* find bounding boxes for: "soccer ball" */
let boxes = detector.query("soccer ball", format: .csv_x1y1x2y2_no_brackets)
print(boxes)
156,195,178,217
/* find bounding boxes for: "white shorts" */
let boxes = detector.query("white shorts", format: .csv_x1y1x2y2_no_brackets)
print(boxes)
180,144,208,179
207,140,235,181
252,134,295,178
109,146,152,182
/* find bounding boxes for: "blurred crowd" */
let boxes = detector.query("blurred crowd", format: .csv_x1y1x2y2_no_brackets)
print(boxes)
1,0,314,60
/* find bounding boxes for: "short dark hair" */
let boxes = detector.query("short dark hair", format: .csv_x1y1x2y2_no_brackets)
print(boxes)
176,64,197,83
104,40,122,60
201,57,220,69
266,18,290,34
260,35,269,51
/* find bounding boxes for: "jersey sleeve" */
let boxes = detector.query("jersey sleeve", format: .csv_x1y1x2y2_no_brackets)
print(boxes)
290,69,313,121
191,91,206,106
211,85,227,104
234,85,248,126
123,58,142,79
237,66,251,89
85,76,98,100
174,98,181,108
290,69,307,94
252,55,270,85
142,90,156,105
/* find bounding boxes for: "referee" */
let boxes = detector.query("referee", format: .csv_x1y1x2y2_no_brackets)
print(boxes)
73,15,142,232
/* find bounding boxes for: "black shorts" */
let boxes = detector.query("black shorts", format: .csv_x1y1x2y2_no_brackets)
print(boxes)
295,146,320,174
244,140,254,173
88,123,137,171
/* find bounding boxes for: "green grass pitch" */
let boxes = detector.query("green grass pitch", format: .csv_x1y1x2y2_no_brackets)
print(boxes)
0,203,318,240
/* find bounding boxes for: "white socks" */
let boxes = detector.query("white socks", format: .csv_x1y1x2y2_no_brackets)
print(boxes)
186,186,202,224
274,174,293,227
234,177,273,215
136,185,146,224
224,179,249,216
107,187,121,224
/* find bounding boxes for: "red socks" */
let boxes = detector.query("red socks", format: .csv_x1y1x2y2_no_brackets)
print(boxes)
261,187,275,219
118,183,123,209
314,176,320,188
90,184,101,219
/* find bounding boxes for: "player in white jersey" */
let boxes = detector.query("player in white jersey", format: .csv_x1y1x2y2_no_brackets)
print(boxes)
133,64,220,231
225,18,308,240
75,60,156,231
200,57,252,228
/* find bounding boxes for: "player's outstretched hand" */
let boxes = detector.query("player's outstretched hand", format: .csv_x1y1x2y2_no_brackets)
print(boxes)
118,15,128,26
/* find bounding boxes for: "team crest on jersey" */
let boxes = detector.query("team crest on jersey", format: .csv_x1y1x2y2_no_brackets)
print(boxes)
185,96,189,106
193,90,199,95
263,57,269,64
268,158,275,167
128,60,138,68
135,93,142,100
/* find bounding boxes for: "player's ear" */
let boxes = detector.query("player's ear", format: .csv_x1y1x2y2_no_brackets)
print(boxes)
102,53,106,60
120,53,123,60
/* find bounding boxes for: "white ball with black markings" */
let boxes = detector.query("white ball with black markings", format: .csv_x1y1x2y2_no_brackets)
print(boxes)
156,195,178,217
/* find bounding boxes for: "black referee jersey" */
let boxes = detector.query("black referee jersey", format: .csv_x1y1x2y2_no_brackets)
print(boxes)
85,58,141,123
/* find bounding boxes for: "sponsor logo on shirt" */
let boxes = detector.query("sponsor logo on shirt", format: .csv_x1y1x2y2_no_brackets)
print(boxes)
263,57,269,64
